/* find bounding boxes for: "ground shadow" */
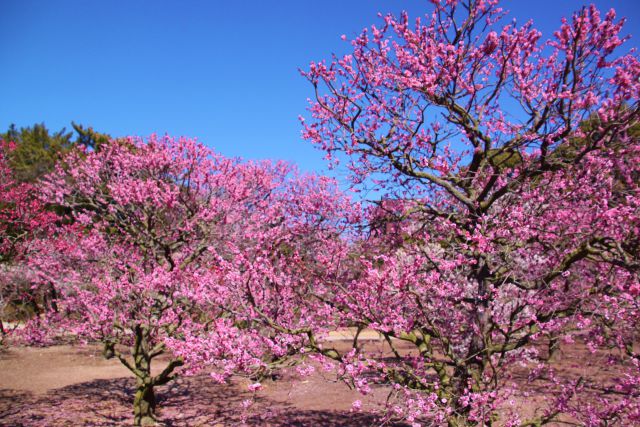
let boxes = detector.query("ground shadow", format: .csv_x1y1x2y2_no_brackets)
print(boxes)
0,378,133,426
0,374,406,426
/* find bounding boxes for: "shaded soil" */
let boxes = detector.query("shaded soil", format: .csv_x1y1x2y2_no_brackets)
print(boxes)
0,337,630,426
0,343,395,426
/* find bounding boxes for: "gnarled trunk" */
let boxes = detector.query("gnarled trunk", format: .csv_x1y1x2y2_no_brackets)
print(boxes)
132,325,156,426
108,325,183,426
133,378,157,426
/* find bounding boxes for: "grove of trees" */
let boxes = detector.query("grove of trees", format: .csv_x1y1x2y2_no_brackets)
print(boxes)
1,1,638,426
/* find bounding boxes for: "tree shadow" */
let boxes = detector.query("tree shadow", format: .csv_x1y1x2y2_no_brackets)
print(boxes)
0,375,407,426
244,409,391,426
0,378,133,426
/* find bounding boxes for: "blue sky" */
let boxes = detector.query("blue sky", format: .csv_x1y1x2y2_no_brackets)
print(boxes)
1,0,638,183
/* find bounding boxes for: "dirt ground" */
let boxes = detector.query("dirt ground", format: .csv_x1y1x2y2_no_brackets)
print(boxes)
0,337,628,426
0,339,397,427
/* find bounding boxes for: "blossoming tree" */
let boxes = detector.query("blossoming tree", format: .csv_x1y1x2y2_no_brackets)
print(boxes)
295,0,640,425
0,142,58,340
30,135,352,425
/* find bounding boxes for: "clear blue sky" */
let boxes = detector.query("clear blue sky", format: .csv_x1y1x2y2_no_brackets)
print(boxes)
1,0,638,181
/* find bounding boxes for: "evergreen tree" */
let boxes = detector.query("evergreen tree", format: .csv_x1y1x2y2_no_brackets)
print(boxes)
71,121,112,152
1,122,113,182
0,123,74,182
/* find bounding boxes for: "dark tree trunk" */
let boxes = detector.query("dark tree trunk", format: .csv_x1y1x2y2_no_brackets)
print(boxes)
45,282,58,313
131,325,157,426
133,379,157,426
121,325,183,426
449,260,494,427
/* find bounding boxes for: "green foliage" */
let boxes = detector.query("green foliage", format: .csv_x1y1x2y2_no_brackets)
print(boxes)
1,122,114,183
1,123,74,182
71,122,112,152
486,148,523,170
553,111,640,163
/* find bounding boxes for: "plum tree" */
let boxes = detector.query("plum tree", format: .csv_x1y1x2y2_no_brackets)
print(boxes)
293,0,639,424
0,141,58,341
29,135,353,425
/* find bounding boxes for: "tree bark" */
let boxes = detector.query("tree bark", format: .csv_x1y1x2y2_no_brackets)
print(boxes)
133,379,157,426
131,325,157,426
114,325,183,426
